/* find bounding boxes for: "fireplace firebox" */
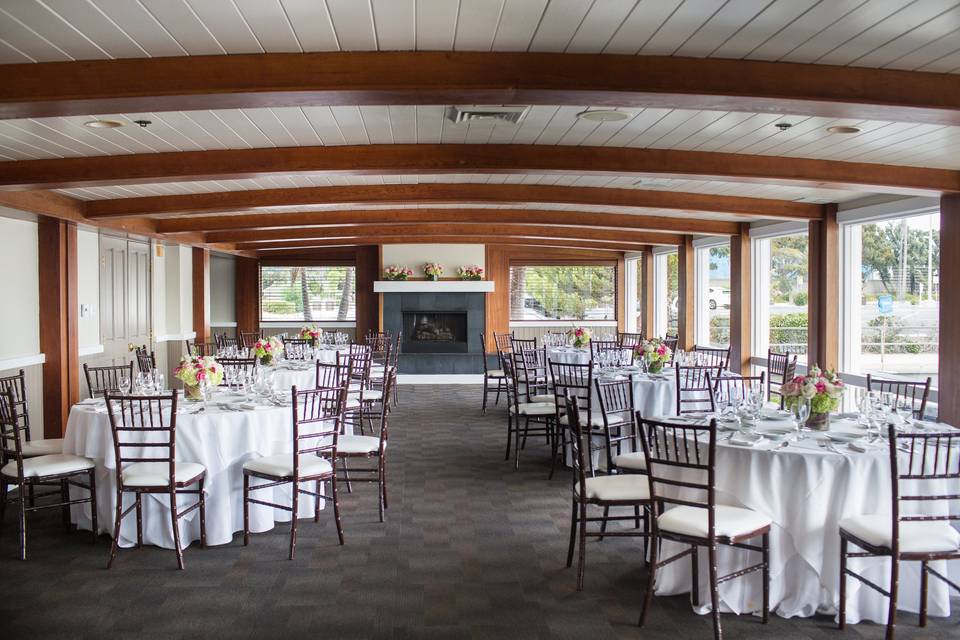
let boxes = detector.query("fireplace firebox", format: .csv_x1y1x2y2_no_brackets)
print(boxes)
402,311,468,353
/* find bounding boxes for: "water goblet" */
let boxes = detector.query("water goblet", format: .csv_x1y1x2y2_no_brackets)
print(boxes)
118,374,131,395
794,398,811,440
154,372,165,394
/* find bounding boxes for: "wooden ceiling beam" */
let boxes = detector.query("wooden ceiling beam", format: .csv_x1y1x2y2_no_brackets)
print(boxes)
242,235,637,253
7,144,955,195
159,208,738,235
1,52,959,125
84,183,820,220
205,223,682,246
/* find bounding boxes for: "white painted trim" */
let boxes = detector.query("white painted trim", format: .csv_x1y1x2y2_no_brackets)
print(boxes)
156,332,196,343
509,320,617,328
78,344,104,357
0,353,44,371
262,321,356,329
398,374,484,384
211,321,237,328
692,236,729,249
837,196,938,225
748,220,808,240
651,246,677,257
374,280,495,293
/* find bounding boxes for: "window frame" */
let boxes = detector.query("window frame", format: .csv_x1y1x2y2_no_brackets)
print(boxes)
652,247,676,338
506,260,619,325
693,237,730,347
258,261,358,327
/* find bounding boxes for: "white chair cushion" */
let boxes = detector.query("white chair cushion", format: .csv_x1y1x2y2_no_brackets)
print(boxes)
578,474,650,502
361,390,383,402
122,461,205,487
840,514,960,553
243,453,332,479
509,402,556,416
486,369,505,378
20,438,64,457
345,394,361,410
1,453,94,479
530,394,555,404
337,434,382,455
658,505,772,539
612,451,647,471
560,410,621,428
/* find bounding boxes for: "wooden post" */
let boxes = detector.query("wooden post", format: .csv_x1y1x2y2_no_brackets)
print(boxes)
37,216,78,438
484,245,509,352
808,204,839,370
677,235,695,350
192,247,210,343
939,194,959,424
616,253,626,333
729,224,752,374
354,245,380,340
235,256,259,337
640,248,654,338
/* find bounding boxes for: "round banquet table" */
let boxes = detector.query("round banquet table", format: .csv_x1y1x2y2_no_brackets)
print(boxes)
268,348,341,391
649,415,957,624
62,392,329,549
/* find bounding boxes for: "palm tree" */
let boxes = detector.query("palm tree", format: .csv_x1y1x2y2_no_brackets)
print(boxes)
337,270,354,321
290,267,313,322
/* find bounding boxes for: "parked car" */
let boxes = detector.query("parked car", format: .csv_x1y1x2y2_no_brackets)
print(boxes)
709,287,731,310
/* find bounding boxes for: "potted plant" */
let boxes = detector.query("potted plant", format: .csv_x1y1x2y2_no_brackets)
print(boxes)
173,355,223,400
252,336,284,366
635,338,672,374
384,265,413,281
781,365,844,430
457,265,484,281
423,263,443,281
567,326,591,349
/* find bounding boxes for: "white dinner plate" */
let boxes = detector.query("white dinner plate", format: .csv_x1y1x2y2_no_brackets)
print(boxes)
758,426,793,437
824,432,861,443
761,410,792,421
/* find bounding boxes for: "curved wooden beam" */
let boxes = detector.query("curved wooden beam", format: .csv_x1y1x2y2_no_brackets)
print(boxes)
1,52,958,124
160,208,738,235
85,183,819,220
8,144,955,195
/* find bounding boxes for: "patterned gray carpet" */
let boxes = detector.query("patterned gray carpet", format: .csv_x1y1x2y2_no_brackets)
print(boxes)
0,385,957,639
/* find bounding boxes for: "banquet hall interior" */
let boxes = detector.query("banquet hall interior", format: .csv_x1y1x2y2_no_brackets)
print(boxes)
1,1,960,638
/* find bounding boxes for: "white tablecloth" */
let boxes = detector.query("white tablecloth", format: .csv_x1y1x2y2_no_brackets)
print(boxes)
62,393,327,549
268,349,341,391
650,416,956,624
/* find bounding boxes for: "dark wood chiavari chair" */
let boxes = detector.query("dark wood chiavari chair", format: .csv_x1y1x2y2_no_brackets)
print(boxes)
479,333,507,414
565,395,651,591
185,340,216,357
83,362,133,399
502,355,556,471
219,357,257,388
766,349,798,409
493,331,514,364
239,331,262,349
550,360,596,480
339,344,373,434
596,378,644,475
866,374,932,419
0,390,97,560
215,333,239,351
335,368,396,522
362,342,391,428
589,340,623,364
0,369,62,457
105,391,207,570
315,360,349,390
713,372,766,405
663,334,679,363
243,385,346,559
389,331,402,407
365,330,391,352
694,345,732,369
510,336,537,356
134,345,156,374
675,365,722,415
638,415,771,639
282,337,312,361
618,332,644,349
839,425,960,639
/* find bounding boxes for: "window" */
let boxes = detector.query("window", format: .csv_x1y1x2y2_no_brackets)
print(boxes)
754,232,809,363
653,251,678,337
841,212,939,387
695,243,731,347
259,265,356,322
508,264,616,321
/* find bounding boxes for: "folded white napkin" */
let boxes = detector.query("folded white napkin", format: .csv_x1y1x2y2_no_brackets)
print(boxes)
847,440,881,453
729,433,764,447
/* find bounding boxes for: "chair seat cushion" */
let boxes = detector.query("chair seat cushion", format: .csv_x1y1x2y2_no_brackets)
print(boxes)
337,434,382,455
361,390,383,402
122,461,205,487
20,438,64,457
658,505,771,539
1,453,95,479
243,453,332,479
840,514,960,553
578,474,650,502
560,410,621,428
509,402,556,416
612,451,647,471
486,369,505,378
529,394,555,404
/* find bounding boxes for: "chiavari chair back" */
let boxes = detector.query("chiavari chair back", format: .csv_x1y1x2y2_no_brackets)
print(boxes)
514,347,550,402
133,345,156,373
510,337,537,354
493,331,513,361
694,345,731,369
315,361,349,390
365,331,391,352
0,369,32,444
866,374,932,419
283,337,312,361
186,340,216,357
550,361,593,421
766,349,797,408
480,333,507,414
239,331,262,349
595,377,642,474
618,332,644,348
663,335,679,363
219,357,257,388
83,362,133,399
589,339,620,359
675,365,721,415
216,333,239,351
369,341,392,384
713,372,766,405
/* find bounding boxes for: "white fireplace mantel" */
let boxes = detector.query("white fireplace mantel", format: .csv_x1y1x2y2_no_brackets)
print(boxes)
373,280,495,293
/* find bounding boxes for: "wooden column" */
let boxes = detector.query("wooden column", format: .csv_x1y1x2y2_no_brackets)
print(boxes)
616,253,626,332
640,248,654,338
192,247,209,342
37,216,78,438
939,194,960,424
484,245,509,351
729,224,752,374
677,235,695,350
354,245,380,340
808,204,839,370
235,256,259,336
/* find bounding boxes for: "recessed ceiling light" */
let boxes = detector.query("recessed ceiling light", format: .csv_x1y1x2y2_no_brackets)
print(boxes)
826,125,861,134
576,109,631,122
83,119,124,129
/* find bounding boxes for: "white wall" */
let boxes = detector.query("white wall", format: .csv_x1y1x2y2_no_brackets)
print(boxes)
0,215,39,361
210,253,236,325
381,244,485,278
76,228,100,351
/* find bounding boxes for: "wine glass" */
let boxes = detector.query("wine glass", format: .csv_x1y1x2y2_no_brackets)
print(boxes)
199,376,213,408
154,372,165,394
794,398,811,440
118,374,131,396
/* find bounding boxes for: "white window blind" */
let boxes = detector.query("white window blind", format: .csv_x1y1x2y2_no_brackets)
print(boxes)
260,265,356,322
509,265,616,321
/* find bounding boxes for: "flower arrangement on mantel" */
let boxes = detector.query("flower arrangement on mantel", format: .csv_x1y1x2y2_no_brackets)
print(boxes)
635,338,672,374
567,326,591,349
423,263,444,281
383,265,413,281
252,336,284,366
174,355,223,400
781,365,844,430
457,265,484,281
299,325,321,344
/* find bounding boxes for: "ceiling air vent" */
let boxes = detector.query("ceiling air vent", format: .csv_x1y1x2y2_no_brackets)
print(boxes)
447,105,530,125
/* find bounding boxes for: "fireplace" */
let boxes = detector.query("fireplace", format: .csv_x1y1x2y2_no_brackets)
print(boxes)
402,311,468,353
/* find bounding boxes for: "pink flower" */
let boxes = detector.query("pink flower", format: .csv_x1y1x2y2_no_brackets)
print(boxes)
657,345,666,356
815,381,826,393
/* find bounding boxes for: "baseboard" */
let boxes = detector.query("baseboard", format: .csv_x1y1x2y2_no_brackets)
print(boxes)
397,374,484,384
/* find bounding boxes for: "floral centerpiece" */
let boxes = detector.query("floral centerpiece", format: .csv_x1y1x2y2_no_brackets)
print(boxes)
423,263,443,281
174,355,223,400
457,265,484,281
635,338,672,374
252,336,284,366
299,325,321,344
384,265,413,281
567,326,591,349
781,365,844,430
